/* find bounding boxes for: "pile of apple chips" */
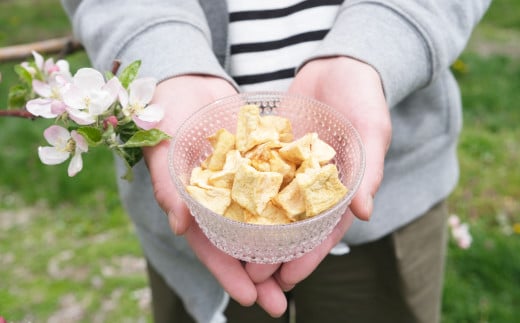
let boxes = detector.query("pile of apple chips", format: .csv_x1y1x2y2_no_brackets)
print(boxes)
186,105,347,225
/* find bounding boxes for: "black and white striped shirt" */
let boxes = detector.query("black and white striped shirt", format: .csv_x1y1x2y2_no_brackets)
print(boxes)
227,0,343,91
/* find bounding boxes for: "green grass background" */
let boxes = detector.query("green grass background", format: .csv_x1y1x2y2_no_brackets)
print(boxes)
1,0,519,322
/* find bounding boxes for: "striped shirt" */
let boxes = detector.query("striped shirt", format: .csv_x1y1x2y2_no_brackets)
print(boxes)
226,0,343,92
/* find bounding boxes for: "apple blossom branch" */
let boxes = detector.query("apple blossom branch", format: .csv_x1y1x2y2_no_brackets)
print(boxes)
0,59,122,120
1,50,169,178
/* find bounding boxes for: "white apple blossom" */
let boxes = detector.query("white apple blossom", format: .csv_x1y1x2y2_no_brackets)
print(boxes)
38,125,88,177
62,68,121,125
26,74,70,118
23,51,72,119
119,77,164,130
21,51,72,80
448,214,473,249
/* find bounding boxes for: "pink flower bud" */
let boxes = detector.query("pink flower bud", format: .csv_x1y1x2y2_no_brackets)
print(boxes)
103,115,119,130
47,64,60,74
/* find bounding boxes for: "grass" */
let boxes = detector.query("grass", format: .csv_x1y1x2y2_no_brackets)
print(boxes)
0,1,151,321
0,0,519,322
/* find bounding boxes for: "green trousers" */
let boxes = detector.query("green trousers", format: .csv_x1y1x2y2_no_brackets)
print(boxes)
146,201,448,323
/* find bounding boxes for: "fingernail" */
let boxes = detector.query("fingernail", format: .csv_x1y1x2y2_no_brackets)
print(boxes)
168,209,179,235
364,195,374,221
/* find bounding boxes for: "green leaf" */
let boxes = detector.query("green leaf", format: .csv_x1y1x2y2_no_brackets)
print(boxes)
14,64,33,86
77,127,103,146
114,148,136,181
123,146,143,167
118,60,141,88
118,129,171,148
104,71,115,80
8,84,31,109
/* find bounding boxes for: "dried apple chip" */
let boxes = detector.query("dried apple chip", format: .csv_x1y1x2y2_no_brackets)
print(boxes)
248,201,292,225
296,164,348,218
268,149,296,187
231,163,283,216
189,166,214,188
260,115,293,142
278,133,313,164
186,185,231,215
310,133,336,165
186,104,348,225
273,179,305,221
204,128,236,171
223,201,247,222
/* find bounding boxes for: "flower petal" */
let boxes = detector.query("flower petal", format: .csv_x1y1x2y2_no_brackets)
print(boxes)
44,58,58,74
136,104,164,122
74,68,105,90
54,72,72,86
66,107,96,125
32,80,52,97
38,146,70,165
26,98,58,118
118,88,129,111
50,100,67,115
129,78,156,106
43,125,70,147
32,51,44,70
71,131,89,153
132,115,156,130
68,152,83,177
55,60,71,77
104,76,123,101
62,85,86,110
88,89,114,116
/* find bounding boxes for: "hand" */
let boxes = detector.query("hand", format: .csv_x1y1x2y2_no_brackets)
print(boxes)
144,75,256,302
290,56,391,222
246,56,392,291
143,75,288,316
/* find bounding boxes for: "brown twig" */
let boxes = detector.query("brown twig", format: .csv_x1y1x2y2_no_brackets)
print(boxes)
0,109,37,120
111,60,122,75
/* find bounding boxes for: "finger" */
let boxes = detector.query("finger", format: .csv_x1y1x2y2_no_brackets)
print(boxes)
184,222,257,306
274,270,295,292
278,209,355,286
255,277,288,317
245,262,281,284
348,105,390,221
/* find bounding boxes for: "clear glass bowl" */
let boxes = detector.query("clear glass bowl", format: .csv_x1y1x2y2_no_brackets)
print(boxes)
168,92,365,264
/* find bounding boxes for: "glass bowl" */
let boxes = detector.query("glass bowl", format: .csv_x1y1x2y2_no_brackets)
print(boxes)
168,92,365,264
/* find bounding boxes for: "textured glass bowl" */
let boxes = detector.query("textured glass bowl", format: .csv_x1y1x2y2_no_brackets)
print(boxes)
168,92,365,264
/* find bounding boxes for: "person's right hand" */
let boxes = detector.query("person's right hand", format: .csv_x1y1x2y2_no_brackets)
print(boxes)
143,75,289,317
245,56,392,293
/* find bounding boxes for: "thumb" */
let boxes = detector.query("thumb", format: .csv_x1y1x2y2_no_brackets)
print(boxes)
165,185,193,235
143,141,193,235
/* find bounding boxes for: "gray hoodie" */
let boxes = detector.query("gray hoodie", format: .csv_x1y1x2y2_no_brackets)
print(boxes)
61,1,491,322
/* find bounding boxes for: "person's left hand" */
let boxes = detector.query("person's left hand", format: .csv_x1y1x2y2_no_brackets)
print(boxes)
245,56,392,291
144,75,288,317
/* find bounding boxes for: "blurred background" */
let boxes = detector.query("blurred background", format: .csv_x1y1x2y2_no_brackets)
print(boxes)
0,0,518,322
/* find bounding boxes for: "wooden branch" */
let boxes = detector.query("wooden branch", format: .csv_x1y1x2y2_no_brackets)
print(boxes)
0,36,83,62
111,60,122,75
0,109,37,120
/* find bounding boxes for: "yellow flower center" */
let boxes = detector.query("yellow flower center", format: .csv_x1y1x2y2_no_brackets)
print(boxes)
64,138,76,153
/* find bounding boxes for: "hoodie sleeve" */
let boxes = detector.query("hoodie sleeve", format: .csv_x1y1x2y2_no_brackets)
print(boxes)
301,0,491,107
61,0,232,83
